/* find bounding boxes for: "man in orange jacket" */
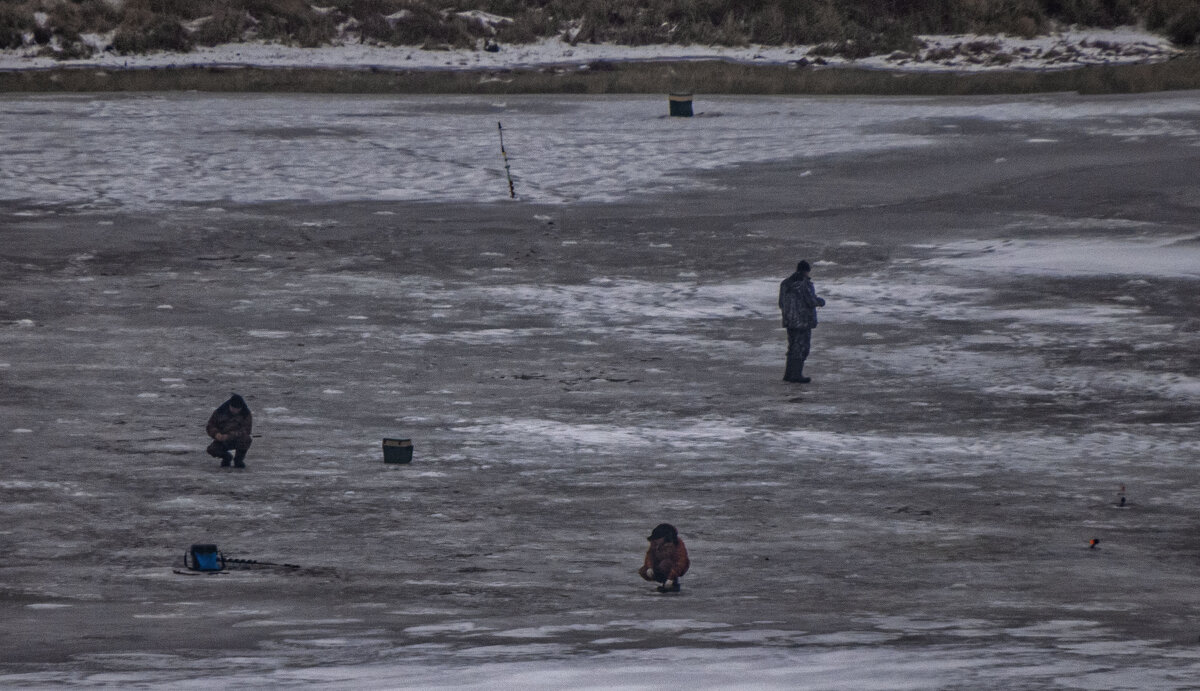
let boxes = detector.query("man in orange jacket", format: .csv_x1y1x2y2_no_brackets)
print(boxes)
639,523,690,593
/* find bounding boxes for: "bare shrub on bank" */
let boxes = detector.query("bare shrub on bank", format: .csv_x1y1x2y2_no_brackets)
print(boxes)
0,6,34,50
1146,0,1200,45
0,0,1194,57
113,10,193,54
191,6,252,46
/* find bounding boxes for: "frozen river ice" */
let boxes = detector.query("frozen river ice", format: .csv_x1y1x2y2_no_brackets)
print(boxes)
1,91,1199,688
2,91,1200,208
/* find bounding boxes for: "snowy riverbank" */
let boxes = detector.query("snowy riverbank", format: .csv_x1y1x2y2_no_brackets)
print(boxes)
0,26,1182,73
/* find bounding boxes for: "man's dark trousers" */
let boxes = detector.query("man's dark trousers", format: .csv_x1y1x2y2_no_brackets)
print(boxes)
785,327,811,381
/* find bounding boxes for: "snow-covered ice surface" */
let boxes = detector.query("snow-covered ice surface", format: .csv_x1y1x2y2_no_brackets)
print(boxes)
1,92,1199,688
1,93,946,208
3,90,1200,208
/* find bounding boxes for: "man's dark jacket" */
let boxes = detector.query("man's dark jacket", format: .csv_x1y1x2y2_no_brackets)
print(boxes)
779,271,825,329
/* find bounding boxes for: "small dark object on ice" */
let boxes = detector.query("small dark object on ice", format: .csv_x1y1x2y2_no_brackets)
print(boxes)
183,543,225,572
1089,538,1100,549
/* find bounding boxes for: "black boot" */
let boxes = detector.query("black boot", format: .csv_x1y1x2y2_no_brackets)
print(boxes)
784,358,809,383
220,451,233,468
232,450,247,469
657,579,681,593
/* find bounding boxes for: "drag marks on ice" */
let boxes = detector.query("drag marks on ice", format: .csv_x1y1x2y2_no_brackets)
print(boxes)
284,273,780,361
829,235,1200,405
451,415,1196,478
484,278,774,326
44,632,1200,689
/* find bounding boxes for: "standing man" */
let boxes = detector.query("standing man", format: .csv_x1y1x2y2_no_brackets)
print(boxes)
778,260,825,383
206,393,253,468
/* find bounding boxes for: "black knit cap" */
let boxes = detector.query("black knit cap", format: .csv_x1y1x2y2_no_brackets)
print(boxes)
648,523,678,542
227,393,248,411
797,260,811,273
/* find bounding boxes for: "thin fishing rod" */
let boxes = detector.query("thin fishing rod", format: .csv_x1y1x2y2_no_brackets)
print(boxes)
498,121,516,199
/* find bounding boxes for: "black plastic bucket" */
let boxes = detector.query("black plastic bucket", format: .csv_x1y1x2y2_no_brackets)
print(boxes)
669,93,693,117
382,438,413,464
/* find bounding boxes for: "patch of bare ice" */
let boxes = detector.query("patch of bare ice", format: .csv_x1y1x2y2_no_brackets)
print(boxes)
0,480,67,490
929,237,1200,278
232,618,364,628
266,415,318,425
405,621,493,635
493,624,608,639
451,417,757,450
608,618,731,633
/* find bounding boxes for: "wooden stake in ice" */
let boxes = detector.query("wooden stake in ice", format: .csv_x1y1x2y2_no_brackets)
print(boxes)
498,121,516,199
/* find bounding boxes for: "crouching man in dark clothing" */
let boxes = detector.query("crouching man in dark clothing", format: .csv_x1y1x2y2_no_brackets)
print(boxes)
778,260,826,383
639,523,690,593
206,393,252,468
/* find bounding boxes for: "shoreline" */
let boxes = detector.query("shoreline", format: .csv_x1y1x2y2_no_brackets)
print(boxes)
1,54,1198,95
